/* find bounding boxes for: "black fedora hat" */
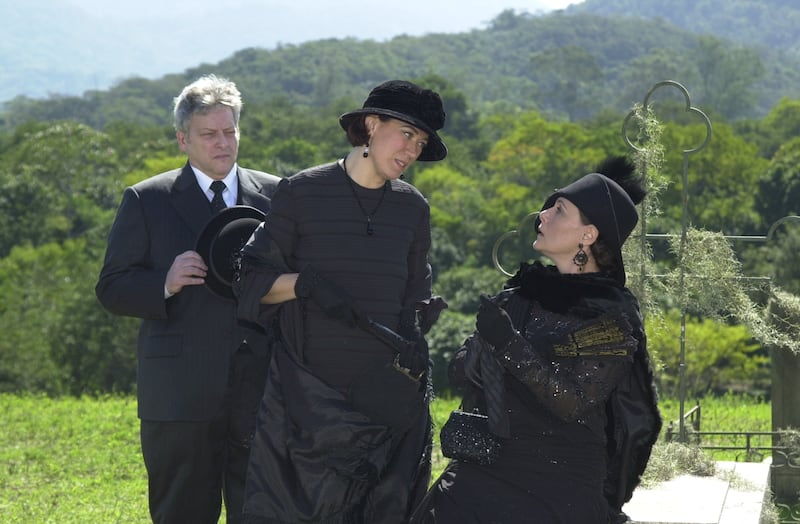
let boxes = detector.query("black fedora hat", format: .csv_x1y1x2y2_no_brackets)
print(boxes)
339,80,447,161
196,205,266,300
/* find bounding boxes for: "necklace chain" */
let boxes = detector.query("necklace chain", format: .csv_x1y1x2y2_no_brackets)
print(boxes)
342,157,388,236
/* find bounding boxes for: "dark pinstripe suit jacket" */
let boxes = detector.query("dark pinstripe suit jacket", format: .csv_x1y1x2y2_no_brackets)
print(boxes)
96,163,280,421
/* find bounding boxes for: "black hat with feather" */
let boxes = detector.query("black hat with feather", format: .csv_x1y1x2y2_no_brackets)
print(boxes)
536,156,646,285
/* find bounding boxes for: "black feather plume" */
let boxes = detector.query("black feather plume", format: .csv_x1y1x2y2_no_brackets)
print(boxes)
595,155,647,205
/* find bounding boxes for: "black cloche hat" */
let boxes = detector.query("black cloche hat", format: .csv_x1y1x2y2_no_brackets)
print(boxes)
196,205,265,300
339,80,448,161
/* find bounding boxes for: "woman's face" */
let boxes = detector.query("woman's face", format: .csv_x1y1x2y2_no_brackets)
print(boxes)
533,197,594,262
366,116,429,180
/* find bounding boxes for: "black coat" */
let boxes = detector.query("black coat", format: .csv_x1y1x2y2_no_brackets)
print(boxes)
505,262,662,516
96,163,280,420
412,262,661,523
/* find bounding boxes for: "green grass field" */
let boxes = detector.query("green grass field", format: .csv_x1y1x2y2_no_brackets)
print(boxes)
0,393,769,523
1,395,147,523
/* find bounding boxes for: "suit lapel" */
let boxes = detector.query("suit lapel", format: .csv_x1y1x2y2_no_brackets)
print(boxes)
171,163,214,239
237,168,272,212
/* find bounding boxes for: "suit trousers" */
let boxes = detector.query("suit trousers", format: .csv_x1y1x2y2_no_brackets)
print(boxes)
140,343,269,524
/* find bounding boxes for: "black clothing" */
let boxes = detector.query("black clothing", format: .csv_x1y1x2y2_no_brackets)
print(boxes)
412,262,660,524
235,161,434,523
96,164,280,523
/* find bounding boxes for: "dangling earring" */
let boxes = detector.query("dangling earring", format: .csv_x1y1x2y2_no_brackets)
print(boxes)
573,243,588,271
363,145,370,158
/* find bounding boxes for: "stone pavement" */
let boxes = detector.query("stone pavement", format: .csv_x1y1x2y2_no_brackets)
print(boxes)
622,459,772,524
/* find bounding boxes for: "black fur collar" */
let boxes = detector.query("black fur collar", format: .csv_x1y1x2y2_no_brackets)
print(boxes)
505,261,629,316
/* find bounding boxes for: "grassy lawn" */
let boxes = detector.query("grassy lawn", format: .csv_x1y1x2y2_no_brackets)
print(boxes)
1,395,148,523
0,393,769,523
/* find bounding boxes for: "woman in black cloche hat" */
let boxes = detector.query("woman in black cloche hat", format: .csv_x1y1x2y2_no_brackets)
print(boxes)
411,156,662,524
233,80,448,523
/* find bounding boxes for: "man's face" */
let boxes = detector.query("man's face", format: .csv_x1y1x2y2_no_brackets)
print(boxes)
177,105,239,180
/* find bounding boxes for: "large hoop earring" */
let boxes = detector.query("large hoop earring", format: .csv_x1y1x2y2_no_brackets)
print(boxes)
573,243,588,271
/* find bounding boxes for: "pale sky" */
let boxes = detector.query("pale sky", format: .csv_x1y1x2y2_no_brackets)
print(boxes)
65,0,582,48
11,0,582,101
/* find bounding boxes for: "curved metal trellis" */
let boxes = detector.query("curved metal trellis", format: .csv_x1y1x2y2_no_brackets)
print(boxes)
623,82,800,521
623,80,712,443
490,78,800,446
491,211,539,277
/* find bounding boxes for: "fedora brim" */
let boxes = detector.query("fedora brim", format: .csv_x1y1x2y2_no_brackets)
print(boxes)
196,205,266,300
339,108,447,161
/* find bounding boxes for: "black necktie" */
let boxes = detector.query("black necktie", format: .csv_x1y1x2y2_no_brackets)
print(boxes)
210,180,227,213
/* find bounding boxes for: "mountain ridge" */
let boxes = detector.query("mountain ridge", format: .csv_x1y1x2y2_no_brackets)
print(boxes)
3,1,799,124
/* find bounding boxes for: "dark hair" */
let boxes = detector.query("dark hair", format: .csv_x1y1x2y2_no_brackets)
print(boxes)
576,210,619,273
344,114,391,147
339,80,447,161
590,238,618,273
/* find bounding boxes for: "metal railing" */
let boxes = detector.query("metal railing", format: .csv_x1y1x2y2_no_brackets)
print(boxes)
664,401,786,461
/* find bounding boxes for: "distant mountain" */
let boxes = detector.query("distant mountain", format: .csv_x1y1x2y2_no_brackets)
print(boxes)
1,1,558,105
570,0,800,55
1,1,166,103
3,1,800,127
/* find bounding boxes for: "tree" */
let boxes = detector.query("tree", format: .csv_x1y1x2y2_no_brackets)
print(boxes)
756,137,800,225
415,165,489,267
647,309,768,397
615,50,700,113
759,97,800,158
0,121,125,257
692,36,765,120
0,238,138,395
424,310,476,396
529,45,603,121
646,121,767,236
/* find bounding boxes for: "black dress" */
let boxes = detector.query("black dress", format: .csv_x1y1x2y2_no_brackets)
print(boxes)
412,262,661,524
234,161,435,523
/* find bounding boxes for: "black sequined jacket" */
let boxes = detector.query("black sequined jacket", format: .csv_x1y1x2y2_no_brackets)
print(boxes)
451,262,661,518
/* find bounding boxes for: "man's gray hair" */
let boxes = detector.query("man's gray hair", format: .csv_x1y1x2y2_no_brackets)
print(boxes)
173,74,242,134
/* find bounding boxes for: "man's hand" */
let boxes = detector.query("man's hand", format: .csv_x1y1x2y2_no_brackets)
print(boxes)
165,250,208,295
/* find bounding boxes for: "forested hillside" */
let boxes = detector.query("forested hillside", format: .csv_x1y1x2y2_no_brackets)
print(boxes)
2,3,800,400
572,0,800,55
3,7,800,130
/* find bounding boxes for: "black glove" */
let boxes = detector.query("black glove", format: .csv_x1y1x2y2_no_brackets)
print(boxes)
398,336,427,380
476,294,516,350
396,308,428,379
295,265,359,327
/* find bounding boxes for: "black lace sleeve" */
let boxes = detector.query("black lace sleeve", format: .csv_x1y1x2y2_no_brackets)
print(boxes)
494,307,638,423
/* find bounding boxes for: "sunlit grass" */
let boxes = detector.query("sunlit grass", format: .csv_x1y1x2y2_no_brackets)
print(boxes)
1,394,149,523
0,393,772,522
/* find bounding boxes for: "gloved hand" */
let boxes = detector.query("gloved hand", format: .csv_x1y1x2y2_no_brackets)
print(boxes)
295,265,359,327
476,294,516,350
397,336,428,380
396,308,428,379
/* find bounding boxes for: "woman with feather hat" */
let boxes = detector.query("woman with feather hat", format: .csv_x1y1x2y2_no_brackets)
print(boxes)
411,156,661,524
